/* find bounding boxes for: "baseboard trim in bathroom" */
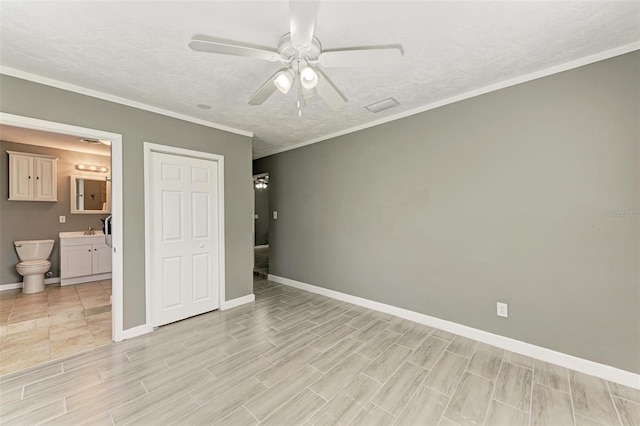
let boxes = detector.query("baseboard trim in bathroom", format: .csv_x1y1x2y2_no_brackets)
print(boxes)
269,273,640,390
0,277,61,292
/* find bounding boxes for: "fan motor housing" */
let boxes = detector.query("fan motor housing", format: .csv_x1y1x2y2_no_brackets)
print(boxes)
277,33,322,61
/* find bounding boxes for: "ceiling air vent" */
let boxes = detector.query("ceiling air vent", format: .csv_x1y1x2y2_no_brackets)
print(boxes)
79,138,100,144
365,97,400,113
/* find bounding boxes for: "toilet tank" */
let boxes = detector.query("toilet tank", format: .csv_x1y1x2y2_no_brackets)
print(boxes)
14,240,55,261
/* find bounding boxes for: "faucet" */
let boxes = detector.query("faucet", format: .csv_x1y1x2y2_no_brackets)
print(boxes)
84,226,95,236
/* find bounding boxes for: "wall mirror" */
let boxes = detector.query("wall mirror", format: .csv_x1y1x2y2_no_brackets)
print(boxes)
70,175,111,214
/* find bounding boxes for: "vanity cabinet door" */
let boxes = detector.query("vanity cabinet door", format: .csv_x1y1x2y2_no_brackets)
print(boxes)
61,245,93,278
92,244,112,274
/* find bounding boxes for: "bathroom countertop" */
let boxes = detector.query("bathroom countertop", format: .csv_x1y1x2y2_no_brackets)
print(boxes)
59,231,105,238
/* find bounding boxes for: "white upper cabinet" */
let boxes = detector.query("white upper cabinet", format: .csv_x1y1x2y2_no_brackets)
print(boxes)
8,151,58,202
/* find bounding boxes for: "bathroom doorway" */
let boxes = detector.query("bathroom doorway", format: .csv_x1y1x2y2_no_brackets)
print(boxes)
0,113,123,374
253,173,269,278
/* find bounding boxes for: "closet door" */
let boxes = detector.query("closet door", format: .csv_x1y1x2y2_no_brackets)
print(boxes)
149,151,220,327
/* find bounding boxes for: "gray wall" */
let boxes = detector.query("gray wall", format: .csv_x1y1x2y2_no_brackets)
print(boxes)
1,74,254,330
254,186,269,246
254,52,640,374
0,141,110,284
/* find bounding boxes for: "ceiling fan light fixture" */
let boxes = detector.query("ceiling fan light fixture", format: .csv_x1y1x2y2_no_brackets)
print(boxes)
274,69,295,94
300,66,318,89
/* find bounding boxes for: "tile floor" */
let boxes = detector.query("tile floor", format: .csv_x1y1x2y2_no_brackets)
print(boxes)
254,245,269,277
0,277,638,425
0,280,112,375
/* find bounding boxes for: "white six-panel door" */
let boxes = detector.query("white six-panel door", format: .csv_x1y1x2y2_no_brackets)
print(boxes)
150,151,220,327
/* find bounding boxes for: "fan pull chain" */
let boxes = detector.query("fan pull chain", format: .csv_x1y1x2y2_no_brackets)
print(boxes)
297,77,303,117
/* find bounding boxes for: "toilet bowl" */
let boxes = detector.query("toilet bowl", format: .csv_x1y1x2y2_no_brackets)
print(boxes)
14,239,55,294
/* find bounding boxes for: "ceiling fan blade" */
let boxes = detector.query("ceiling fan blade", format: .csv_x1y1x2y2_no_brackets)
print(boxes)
189,35,281,62
319,46,403,68
315,70,347,109
248,69,287,106
289,0,318,51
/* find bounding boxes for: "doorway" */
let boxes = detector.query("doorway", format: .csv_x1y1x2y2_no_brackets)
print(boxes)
0,113,124,374
253,173,269,278
144,143,225,328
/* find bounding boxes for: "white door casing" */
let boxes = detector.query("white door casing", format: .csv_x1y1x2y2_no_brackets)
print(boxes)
149,150,221,327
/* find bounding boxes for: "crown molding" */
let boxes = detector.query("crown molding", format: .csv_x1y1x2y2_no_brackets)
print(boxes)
0,66,254,138
255,41,640,159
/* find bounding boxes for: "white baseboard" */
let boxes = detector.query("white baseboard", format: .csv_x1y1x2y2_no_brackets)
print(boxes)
121,323,153,340
269,274,640,390
0,277,61,292
122,295,254,340
221,294,255,310
61,273,112,286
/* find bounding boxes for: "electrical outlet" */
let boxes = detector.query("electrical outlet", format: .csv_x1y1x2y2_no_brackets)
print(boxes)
59,216,66,223
497,302,508,318
273,211,278,219
254,214,259,219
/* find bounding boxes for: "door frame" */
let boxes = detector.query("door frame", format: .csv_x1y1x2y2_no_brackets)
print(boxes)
0,112,125,342
252,172,269,255
143,142,225,328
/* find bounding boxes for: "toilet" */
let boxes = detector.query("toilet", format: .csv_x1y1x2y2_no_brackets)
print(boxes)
14,239,55,294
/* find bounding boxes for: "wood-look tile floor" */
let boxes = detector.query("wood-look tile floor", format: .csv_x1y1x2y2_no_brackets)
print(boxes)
254,245,269,277
0,281,112,375
1,277,638,425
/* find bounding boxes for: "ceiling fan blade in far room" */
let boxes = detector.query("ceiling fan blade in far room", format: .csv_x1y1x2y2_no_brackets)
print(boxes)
319,46,404,68
289,0,318,51
315,69,347,109
189,35,282,61
248,69,287,106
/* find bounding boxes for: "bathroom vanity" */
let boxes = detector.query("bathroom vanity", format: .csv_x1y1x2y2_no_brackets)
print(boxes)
59,231,112,286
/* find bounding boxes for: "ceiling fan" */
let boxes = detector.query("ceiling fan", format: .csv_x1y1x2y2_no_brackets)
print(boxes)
188,1,403,113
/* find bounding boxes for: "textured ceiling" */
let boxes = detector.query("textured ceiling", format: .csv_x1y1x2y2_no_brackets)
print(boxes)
1,1,639,158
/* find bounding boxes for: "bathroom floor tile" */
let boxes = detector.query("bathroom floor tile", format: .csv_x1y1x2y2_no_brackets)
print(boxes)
0,310,11,324
7,308,48,324
0,345,50,375
0,327,49,354
50,332,96,359
0,290,20,300
0,280,111,375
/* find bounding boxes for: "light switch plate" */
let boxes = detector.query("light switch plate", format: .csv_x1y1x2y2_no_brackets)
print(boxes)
273,211,278,219
497,302,508,318
59,216,66,223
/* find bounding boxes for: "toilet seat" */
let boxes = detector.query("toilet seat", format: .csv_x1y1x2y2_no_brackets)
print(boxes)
17,260,51,268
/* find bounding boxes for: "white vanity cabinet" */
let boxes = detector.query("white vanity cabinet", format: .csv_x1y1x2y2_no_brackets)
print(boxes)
8,151,58,201
60,232,112,285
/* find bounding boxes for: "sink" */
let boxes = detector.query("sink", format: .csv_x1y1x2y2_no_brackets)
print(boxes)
59,231,105,238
